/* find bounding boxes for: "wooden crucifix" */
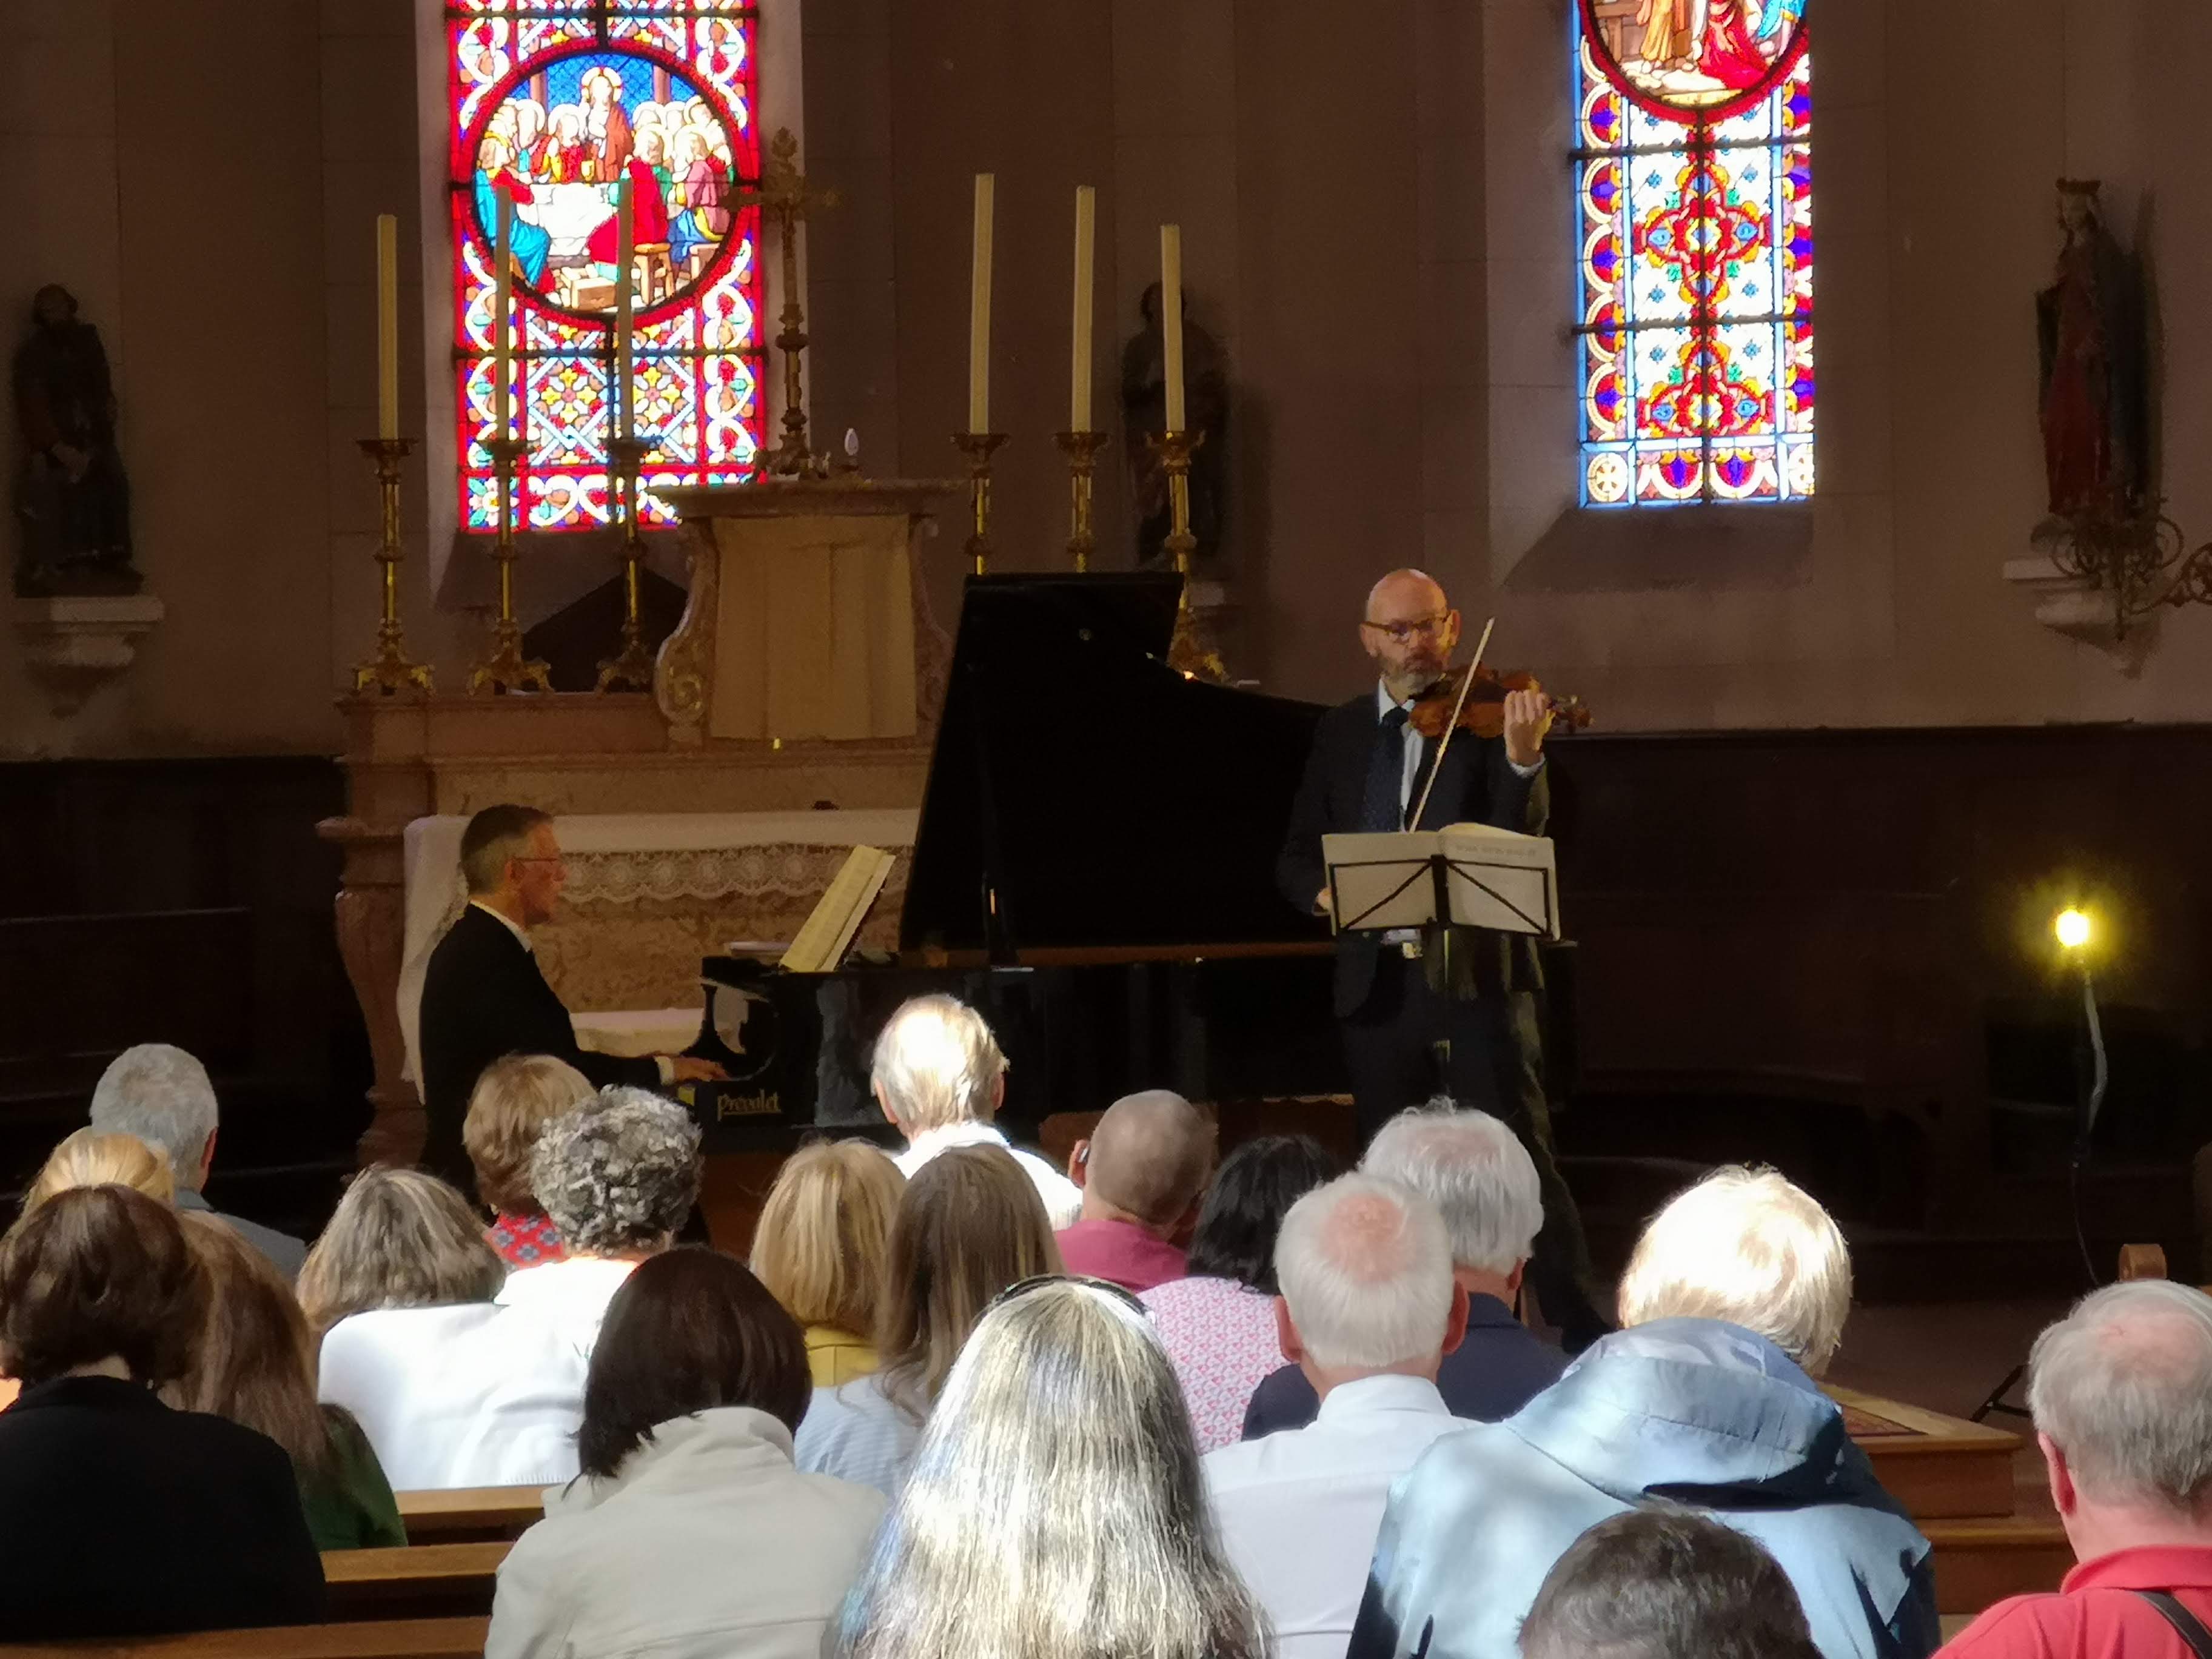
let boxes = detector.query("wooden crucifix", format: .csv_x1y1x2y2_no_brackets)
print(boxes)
731,127,840,475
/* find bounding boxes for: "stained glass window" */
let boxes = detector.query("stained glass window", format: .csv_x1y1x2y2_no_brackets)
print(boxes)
447,1,764,531
1573,1,1812,507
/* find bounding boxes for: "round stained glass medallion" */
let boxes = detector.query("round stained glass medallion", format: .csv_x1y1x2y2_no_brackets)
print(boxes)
1578,0,1809,122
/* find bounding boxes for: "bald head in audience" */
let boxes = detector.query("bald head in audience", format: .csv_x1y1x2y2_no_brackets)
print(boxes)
1071,1091,1215,1236
1273,1173,1468,1397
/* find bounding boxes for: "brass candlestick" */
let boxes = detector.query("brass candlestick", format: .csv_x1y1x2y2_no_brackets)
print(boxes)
351,437,432,695
1153,428,1225,680
954,431,1008,575
469,436,554,695
1053,429,1108,572
734,129,842,477
595,432,659,692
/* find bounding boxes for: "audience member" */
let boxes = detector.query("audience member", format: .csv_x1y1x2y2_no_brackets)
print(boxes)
0,1186,324,1638
1206,1173,1469,1659
1518,1507,1823,1659
750,1138,907,1386
464,1053,594,1266
168,1213,405,1549
1245,1101,1565,1436
487,1248,887,1659
796,1144,1059,1496
298,1165,506,1336
88,1042,307,1275
22,1126,175,1210
1142,1133,1339,1449
830,1278,1268,1659
872,994,1079,1225
1938,1280,2212,1658
1057,1088,1215,1292
1348,1167,1937,1659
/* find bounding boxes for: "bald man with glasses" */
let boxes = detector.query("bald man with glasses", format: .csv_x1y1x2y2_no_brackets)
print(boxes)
1275,570,1607,1349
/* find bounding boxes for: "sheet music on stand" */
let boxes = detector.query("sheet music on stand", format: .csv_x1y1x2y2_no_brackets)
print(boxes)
1321,823,1561,940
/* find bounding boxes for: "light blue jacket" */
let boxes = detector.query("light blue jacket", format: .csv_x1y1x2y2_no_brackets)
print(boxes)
1347,1318,1939,1659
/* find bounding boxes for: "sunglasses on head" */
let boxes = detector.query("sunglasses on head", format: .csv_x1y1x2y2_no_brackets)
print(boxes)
987,1272,1149,1319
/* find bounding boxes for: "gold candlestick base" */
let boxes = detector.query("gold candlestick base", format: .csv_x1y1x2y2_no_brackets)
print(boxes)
954,431,1008,575
596,432,659,694
469,436,554,695
351,437,433,695
1151,428,1225,681
1053,429,1108,572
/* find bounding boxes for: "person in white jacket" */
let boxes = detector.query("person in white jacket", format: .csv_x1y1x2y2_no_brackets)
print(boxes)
487,1247,887,1659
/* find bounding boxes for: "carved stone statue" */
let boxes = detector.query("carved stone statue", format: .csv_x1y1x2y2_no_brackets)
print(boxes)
2035,181,2148,526
13,284,139,597
1121,281,1228,569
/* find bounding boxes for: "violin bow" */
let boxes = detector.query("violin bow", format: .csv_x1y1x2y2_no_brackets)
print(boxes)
1407,615,1495,833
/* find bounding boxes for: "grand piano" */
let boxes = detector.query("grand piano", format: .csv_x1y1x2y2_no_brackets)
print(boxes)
683,572,1347,1146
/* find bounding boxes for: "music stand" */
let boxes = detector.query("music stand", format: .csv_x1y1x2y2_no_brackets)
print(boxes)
1322,825,1562,943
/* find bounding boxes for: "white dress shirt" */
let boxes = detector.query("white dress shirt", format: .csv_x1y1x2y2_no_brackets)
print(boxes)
891,1120,1082,1228
1204,1373,1464,1659
1376,681,1543,831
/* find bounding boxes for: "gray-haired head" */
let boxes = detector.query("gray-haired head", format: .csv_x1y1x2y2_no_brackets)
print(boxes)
88,1044,220,1193
460,803,551,895
1361,1100,1543,1275
870,994,1006,1137
2028,1279,2212,1514
529,1087,702,1256
1518,1505,1821,1659
1276,1172,1455,1370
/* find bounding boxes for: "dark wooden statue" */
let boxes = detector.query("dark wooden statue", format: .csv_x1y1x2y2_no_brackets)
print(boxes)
13,284,139,597
1121,281,1228,569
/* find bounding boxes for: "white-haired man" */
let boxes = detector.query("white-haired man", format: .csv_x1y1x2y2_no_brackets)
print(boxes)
1244,1101,1566,1436
1206,1174,1471,1659
87,1042,306,1276
1349,1166,1937,1659
1940,1280,2212,1658
873,994,1079,1227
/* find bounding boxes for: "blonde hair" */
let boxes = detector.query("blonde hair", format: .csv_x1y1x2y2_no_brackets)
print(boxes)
1617,1165,1852,1376
297,1167,505,1338
23,1129,175,1212
166,1214,336,1478
833,1281,1269,1659
870,994,1007,1136
875,1145,1059,1419
463,1054,594,1215
749,1139,905,1336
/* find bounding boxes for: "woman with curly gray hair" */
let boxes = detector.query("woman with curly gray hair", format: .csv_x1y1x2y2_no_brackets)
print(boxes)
830,1278,1268,1659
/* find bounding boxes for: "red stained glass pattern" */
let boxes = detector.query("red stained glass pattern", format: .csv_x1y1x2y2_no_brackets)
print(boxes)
1575,27,1812,508
448,2,764,531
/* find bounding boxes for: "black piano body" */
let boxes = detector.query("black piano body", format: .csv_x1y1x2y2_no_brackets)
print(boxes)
684,572,1346,1150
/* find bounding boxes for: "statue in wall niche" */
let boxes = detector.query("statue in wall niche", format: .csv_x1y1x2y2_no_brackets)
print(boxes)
1121,281,1228,570
2035,180,2148,528
12,284,139,597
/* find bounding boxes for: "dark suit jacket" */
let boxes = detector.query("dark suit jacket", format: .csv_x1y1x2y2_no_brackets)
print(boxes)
1239,1292,1570,1438
0,1376,326,1638
418,902,660,1191
1276,692,1550,1017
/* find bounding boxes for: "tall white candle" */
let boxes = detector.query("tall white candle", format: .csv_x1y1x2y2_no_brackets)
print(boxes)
1161,224,1186,433
375,215,399,440
968,173,994,432
1070,186,1096,431
614,177,635,441
493,198,514,438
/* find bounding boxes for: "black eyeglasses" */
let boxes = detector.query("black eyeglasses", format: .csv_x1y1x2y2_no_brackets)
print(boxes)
1359,614,1450,645
988,1273,1149,1318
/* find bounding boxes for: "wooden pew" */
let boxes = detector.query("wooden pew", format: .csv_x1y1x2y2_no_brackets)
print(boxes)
394,1487,545,1544
1828,1384,2021,1521
0,1617,489,1659
1921,1515,2072,1615
322,1544,508,1623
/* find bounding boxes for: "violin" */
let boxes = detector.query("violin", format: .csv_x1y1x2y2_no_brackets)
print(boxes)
1407,663,1593,742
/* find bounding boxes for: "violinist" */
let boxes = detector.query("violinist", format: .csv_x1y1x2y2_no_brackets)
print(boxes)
1274,567,1609,1350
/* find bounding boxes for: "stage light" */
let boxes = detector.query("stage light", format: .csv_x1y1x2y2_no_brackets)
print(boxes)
2055,908,2093,951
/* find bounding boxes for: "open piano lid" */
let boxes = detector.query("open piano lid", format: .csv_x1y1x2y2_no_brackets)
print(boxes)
901,572,1330,954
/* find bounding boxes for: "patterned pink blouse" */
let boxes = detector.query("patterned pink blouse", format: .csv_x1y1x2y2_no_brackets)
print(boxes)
1138,1275,1284,1452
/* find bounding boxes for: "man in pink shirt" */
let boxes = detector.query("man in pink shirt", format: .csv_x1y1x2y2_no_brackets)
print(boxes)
1056,1090,1214,1293
1941,1279,2212,1658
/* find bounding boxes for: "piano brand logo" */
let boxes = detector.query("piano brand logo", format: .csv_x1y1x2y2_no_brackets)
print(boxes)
716,1090,782,1120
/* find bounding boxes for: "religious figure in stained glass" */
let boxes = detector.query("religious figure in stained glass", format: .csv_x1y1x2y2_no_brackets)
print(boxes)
447,1,764,531
1575,0,1813,506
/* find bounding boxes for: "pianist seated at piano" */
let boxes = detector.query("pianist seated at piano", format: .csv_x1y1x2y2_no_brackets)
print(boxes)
873,994,1082,1229
418,804,726,1195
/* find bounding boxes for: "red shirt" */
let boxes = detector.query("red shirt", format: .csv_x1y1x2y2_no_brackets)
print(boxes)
1940,1546,2212,1659
1054,1218,1188,1294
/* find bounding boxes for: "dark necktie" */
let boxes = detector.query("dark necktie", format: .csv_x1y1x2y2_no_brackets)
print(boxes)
1359,705,1410,832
